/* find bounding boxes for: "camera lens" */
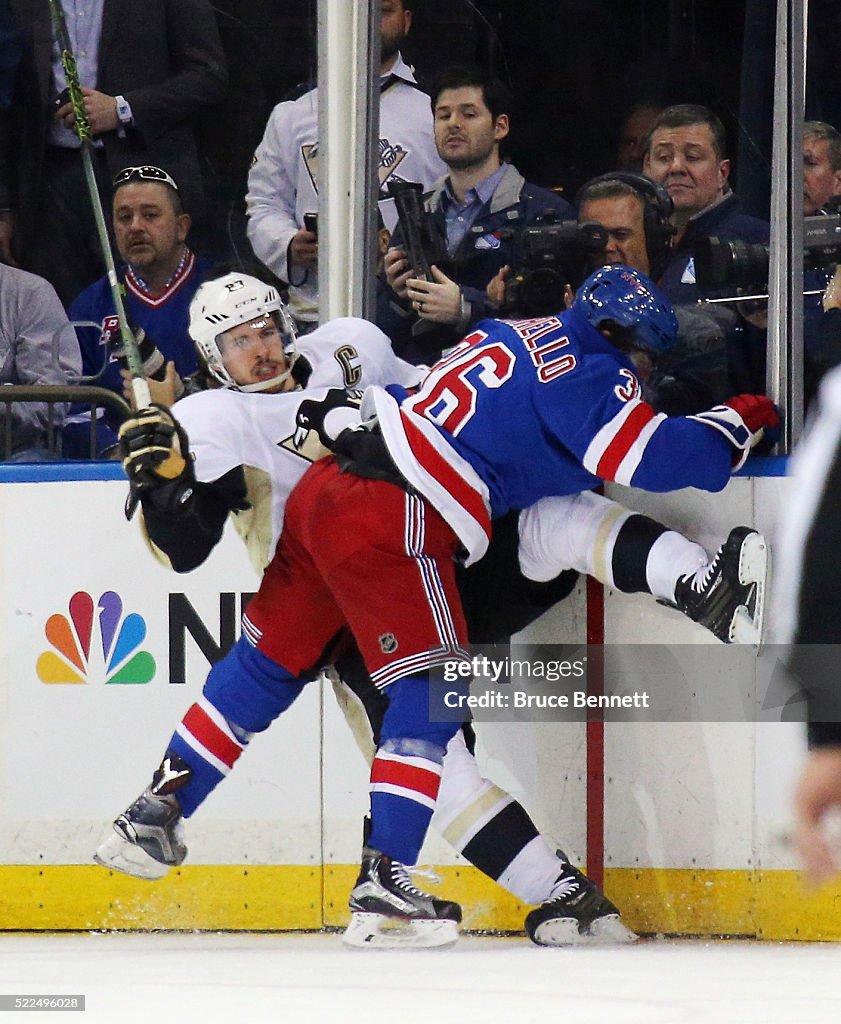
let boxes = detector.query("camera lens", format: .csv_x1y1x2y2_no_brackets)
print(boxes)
521,267,567,315
694,237,770,291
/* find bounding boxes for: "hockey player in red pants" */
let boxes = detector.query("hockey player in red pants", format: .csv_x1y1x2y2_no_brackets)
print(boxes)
98,270,771,947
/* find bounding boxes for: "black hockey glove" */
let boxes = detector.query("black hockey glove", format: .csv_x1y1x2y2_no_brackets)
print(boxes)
118,404,193,490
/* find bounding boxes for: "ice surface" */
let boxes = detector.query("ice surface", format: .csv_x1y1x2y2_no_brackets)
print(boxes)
0,932,839,1024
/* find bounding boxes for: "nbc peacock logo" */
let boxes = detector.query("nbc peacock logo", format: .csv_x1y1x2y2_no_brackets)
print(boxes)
36,591,156,685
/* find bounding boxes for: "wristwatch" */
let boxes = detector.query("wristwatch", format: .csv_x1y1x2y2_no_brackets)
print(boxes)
115,95,133,127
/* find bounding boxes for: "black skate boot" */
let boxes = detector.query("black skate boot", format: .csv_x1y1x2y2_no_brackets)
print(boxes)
93,754,191,880
524,852,637,946
343,846,462,949
673,526,768,646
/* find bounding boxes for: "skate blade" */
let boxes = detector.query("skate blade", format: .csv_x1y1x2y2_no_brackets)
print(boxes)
342,912,459,950
588,915,639,944
93,829,170,881
729,604,761,647
736,531,768,587
532,914,638,946
731,533,769,648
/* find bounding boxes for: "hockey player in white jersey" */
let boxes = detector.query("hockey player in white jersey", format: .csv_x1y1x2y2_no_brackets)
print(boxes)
98,272,767,948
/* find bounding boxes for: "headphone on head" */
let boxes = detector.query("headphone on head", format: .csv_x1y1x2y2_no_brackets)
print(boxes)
576,171,675,280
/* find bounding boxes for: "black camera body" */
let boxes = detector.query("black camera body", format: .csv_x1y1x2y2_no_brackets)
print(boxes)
695,204,841,292
502,216,608,317
387,180,446,280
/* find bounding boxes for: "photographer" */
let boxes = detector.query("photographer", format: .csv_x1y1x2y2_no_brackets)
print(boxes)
693,122,841,409
377,66,573,365
577,173,731,415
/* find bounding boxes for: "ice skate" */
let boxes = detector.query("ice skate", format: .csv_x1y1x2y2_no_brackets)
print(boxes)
673,526,768,647
343,846,462,949
524,853,637,946
94,756,190,880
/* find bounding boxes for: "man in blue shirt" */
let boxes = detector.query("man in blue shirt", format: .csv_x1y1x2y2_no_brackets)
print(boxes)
378,66,574,364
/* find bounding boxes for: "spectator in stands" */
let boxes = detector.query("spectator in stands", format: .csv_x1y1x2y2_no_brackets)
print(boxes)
640,104,770,400
576,172,729,414
0,0,227,306
378,66,574,364
0,263,81,460
616,102,663,172
246,0,443,334
797,121,841,409
63,166,218,457
803,121,841,216
642,104,769,305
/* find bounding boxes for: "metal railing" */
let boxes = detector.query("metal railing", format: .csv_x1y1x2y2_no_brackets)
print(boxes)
0,385,131,461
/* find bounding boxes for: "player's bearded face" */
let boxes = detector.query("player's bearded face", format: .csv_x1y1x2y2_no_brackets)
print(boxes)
219,315,293,393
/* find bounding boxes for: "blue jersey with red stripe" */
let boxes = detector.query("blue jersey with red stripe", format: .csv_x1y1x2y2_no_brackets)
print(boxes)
69,251,214,394
63,252,216,455
371,310,736,563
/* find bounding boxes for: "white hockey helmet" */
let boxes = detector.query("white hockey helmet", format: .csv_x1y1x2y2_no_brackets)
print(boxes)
189,272,298,393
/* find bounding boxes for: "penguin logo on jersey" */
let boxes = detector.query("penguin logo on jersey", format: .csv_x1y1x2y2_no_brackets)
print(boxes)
376,137,409,198
303,139,408,198
279,388,363,463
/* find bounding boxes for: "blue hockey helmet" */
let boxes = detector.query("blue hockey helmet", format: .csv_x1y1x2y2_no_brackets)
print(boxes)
572,265,678,355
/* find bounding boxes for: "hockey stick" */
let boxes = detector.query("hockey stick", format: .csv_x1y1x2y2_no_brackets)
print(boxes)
47,0,151,409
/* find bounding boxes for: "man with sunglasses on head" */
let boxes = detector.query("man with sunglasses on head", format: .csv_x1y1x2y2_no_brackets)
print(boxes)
62,165,219,457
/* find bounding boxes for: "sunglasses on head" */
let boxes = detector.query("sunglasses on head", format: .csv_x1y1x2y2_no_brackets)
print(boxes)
112,165,179,191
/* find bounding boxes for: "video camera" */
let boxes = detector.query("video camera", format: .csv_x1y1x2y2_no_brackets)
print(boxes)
694,200,841,293
502,214,608,316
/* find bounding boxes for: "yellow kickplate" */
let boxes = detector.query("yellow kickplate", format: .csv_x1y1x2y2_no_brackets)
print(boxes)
3,865,841,939
0,865,321,931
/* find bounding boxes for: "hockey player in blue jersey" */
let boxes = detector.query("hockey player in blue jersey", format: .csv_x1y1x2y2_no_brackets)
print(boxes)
106,266,776,948
364,266,778,565
286,266,777,942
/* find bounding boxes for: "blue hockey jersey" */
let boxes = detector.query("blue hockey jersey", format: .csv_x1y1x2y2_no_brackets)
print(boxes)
370,310,739,563
69,251,215,391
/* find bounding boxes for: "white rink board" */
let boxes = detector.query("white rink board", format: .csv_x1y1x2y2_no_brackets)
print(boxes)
0,480,323,866
603,474,803,871
0,470,803,877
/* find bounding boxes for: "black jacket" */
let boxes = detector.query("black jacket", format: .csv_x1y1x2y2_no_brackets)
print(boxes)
0,0,227,255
